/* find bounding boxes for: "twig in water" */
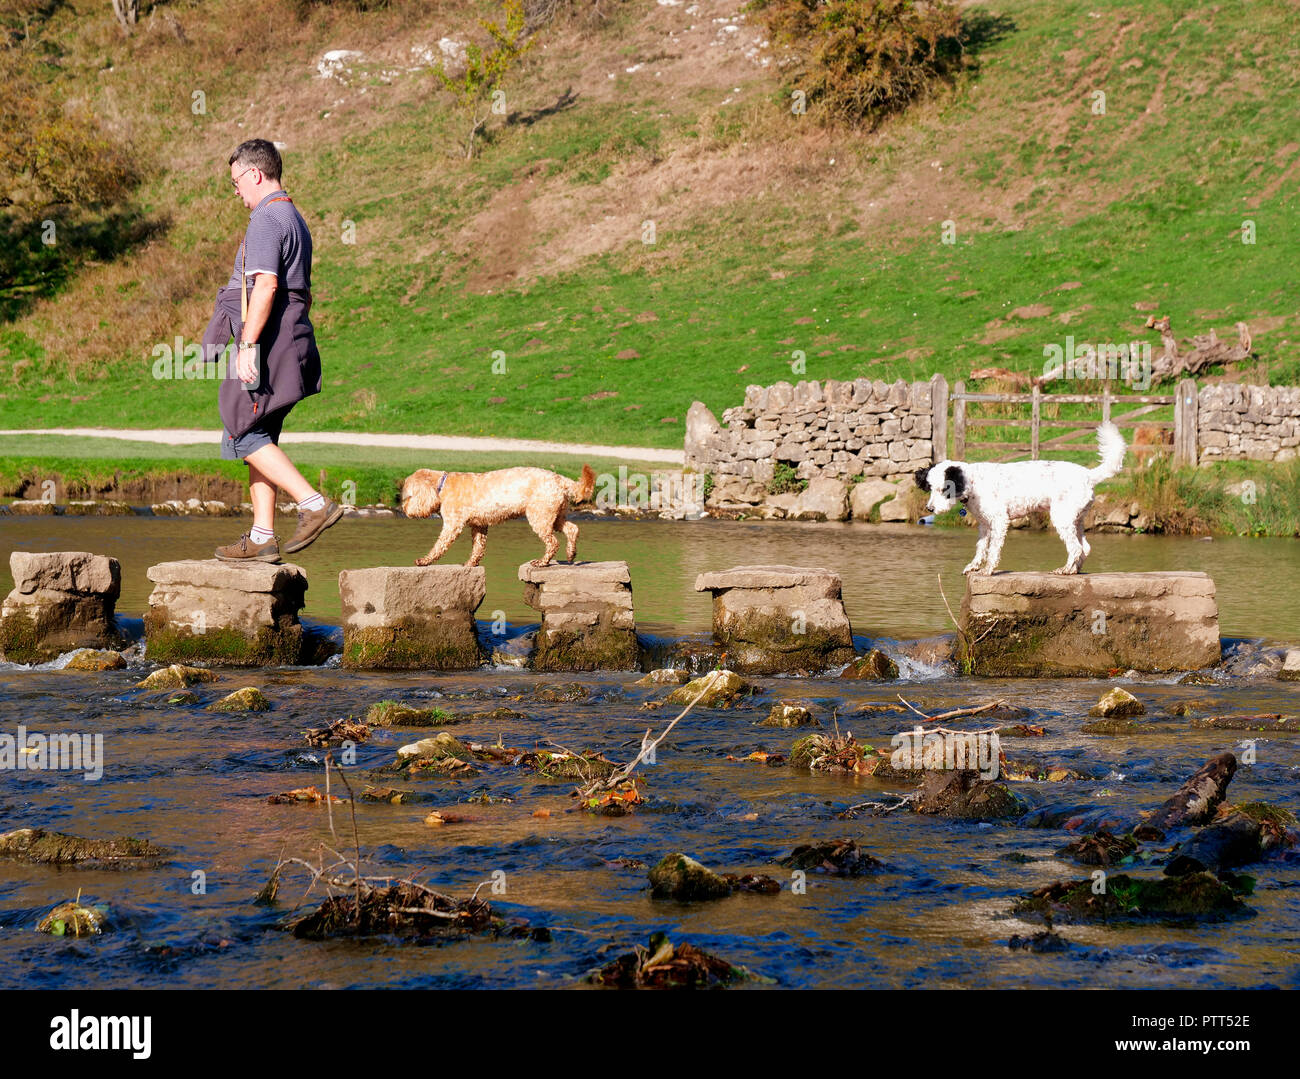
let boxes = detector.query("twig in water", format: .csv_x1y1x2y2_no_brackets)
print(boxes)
597,668,721,790
327,753,364,928
896,695,1009,724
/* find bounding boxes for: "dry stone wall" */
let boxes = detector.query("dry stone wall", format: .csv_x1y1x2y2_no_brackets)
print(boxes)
1197,384,1300,463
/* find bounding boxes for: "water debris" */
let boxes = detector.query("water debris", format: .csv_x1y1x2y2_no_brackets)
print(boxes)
665,669,752,708
396,732,471,762
136,664,218,690
779,839,884,876
208,687,271,712
519,748,618,780
38,894,110,937
648,853,779,900
789,731,883,774
359,786,428,805
1055,829,1138,866
1190,713,1299,732
590,932,765,988
1001,759,1086,782
464,706,526,722
64,649,126,671
0,827,169,867
635,669,689,686
1081,718,1171,735
291,880,524,941
303,717,370,747
840,649,899,680
267,785,343,805
760,702,819,727
1088,688,1145,718
1014,872,1248,924
728,749,786,766
577,779,644,815
365,700,463,727
1135,752,1237,838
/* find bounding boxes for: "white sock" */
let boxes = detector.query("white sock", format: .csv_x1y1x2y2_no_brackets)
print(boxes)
299,492,325,512
250,526,275,544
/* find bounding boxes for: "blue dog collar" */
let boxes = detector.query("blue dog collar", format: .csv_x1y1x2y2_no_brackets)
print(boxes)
436,472,448,494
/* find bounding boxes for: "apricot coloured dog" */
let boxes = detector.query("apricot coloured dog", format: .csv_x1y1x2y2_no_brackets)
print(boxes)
399,464,597,568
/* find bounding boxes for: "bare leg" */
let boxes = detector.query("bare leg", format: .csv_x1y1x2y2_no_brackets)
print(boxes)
415,518,465,566
466,524,489,567
247,461,278,534
245,443,317,505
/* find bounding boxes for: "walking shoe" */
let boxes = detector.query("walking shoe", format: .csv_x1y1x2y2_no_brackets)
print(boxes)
214,532,282,563
283,498,344,554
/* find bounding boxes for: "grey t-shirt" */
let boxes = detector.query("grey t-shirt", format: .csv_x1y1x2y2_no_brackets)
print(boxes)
226,190,312,291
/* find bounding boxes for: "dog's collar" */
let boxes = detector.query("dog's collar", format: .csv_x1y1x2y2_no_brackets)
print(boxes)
436,472,448,495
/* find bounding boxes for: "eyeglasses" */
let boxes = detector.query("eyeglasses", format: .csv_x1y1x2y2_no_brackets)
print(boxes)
230,165,257,190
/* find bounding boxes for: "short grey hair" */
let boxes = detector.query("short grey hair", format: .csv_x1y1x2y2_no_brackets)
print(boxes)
228,139,282,182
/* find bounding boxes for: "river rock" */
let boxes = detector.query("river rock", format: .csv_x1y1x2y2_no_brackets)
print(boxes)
136,663,218,690
788,477,849,521
1280,649,1300,682
1088,687,1145,718
0,551,123,664
648,853,733,901
1164,810,1264,877
761,701,818,727
665,669,751,707
519,561,638,671
961,571,1221,676
850,479,898,520
339,565,484,669
144,560,308,666
396,732,471,763
693,565,855,675
840,648,899,680
635,668,689,686
63,648,126,671
914,770,1022,820
207,687,271,712
1014,872,1246,924
1138,752,1237,837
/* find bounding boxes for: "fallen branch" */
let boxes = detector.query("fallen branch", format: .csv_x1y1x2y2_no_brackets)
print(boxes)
897,694,1009,724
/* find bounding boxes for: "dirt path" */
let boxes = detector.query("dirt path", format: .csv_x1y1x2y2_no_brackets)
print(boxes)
0,427,684,464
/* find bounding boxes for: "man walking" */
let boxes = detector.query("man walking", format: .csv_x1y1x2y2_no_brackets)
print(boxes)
202,139,341,562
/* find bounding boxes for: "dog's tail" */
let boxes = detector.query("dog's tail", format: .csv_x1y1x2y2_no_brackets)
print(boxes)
566,463,596,503
1088,422,1126,483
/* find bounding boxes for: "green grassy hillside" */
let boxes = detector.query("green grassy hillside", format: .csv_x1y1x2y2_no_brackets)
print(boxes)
2,0,1298,449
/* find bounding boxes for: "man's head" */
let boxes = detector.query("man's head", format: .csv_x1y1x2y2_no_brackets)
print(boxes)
228,139,283,208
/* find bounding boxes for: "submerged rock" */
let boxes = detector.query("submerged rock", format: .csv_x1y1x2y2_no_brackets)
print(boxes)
760,701,818,728
840,649,899,680
64,649,126,671
1055,829,1138,867
396,732,472,763
914,770,1022,820
1014,872,1247,924
779,839,884,876
648,853,733,901
1189,713,1299,732
665,669,751,708
1081,718,1170,735
529,682,591,703
635,669,689,686
136,664,218,690
1088,688,1145,718
38,898,111,937
1164,810,1263,877
207,687,270,712
0,827,168,867
590,932,763,988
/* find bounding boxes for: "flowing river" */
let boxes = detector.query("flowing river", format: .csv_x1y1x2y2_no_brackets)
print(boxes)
1,515,1298,988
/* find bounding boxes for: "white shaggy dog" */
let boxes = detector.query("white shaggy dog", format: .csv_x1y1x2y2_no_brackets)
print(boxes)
916,423,1126,576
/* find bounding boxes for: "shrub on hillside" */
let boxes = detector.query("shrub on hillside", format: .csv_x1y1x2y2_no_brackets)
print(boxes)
748,0,967,130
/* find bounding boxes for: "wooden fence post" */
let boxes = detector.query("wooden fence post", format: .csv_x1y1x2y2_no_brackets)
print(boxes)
1031,384,1041,459
931,374,948,461
1174,379,1198,467
953,380,966,460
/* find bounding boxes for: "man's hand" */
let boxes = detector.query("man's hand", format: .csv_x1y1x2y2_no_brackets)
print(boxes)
237,344,259,384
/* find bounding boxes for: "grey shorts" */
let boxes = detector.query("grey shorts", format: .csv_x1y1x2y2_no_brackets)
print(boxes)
221,405,291,460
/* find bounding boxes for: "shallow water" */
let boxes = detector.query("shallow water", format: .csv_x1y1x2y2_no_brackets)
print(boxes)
1,516,1298,989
